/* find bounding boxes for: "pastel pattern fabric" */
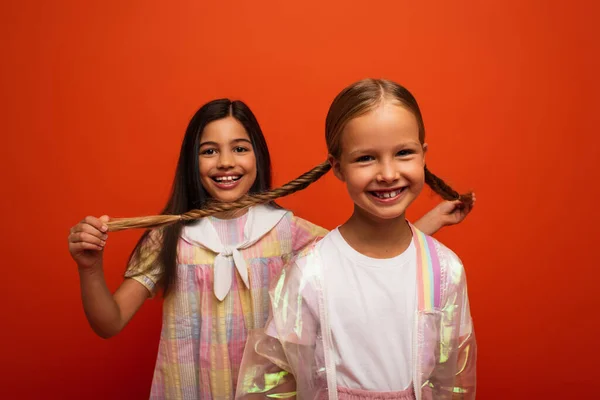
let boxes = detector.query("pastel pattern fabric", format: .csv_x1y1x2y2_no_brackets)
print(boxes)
125,206,328,399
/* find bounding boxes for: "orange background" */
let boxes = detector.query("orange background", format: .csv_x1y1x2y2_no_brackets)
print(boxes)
1,0,598,398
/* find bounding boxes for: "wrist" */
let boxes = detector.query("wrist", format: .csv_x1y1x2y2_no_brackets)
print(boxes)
77,263,104,278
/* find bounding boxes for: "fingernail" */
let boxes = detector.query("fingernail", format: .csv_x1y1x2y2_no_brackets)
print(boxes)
102,234,108,240
101,240,106,246
101,225,108,232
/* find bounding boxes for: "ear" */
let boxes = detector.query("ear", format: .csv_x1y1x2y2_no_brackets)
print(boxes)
328,154,345,182
422,143,428,165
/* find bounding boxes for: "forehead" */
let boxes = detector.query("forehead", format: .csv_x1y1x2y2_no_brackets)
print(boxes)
342,103,420,148
201,116,250,143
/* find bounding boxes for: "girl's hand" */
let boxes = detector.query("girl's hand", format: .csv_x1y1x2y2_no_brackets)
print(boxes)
435,194,476,227
414,194,476,235
68,215,109,270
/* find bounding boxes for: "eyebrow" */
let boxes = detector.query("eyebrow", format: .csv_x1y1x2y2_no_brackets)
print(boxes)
348,142,420,157
199,138,252,147
348,148,375,157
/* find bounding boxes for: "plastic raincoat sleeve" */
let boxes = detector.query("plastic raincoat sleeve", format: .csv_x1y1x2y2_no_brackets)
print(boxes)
236,252,325,399
452,270,477,399
421,262,477,400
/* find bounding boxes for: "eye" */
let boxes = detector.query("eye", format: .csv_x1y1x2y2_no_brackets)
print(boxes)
355,155,374,163
233,146,249,153
200,148,217,155
397,149,415,157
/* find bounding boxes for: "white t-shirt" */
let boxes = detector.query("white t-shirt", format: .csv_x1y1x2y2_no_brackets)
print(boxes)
318,228,417,391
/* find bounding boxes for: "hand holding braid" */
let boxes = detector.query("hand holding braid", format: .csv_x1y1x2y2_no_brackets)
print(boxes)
107,162,332,232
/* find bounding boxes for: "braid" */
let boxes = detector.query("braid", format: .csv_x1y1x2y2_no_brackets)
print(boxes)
107,161,332,232
424,166,473,204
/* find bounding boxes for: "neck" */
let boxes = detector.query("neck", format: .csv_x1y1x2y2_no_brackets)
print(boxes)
338,205,413,259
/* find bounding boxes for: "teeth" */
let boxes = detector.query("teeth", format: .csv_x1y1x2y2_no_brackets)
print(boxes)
375,189,401,198
215,176,240,182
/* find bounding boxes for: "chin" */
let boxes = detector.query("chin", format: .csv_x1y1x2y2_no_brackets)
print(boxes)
354,203,405,221
215,192,246,203
370,209,407,221
355,195,416,221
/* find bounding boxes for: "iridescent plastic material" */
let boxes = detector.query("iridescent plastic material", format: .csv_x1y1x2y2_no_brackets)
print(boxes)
236,225,476,400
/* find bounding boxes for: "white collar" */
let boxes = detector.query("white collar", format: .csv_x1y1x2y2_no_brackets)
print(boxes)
181,204,288,301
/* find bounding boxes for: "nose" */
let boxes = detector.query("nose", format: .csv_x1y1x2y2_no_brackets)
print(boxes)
376,160,399,183
217,150,235,169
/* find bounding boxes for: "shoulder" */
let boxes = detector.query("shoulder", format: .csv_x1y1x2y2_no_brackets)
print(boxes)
421,232,468,301
289,214,329,238
412,224,463,273
269,210,328,252
430,235,464,273
295,237,324,260
275,238,324,288
132,227,165,260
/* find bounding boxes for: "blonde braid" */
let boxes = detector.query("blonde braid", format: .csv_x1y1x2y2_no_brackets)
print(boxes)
107,161,332,232
424,166,473,204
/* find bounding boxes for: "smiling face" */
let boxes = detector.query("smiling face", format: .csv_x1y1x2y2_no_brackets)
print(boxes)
330,101,426,221
198,116,258,203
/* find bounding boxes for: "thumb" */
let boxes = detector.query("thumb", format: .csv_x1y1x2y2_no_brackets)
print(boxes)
99,215,110,232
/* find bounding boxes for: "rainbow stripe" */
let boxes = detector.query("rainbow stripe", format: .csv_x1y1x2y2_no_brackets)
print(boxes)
415,229,441,311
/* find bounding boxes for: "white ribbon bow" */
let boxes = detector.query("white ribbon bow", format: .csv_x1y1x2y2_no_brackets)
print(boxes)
181,205,288,301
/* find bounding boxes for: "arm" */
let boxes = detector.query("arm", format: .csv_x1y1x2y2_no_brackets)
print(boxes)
235,331,297,399
78,268,150,338
451,282,477,399
424,264,477,400
413,196,476,236
237,256,322,399
69,216,153,338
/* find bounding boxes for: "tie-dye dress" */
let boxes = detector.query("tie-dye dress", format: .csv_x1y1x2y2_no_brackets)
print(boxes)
125,207,327,399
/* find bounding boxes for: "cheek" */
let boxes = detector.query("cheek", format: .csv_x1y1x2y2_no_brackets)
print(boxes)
407,162,425,185
343,167,372,192
243,155,258,176
237,154,258,189
198,158,211,178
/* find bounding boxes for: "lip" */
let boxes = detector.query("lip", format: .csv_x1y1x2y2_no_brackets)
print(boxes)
211,174,243,190
367,187,407,204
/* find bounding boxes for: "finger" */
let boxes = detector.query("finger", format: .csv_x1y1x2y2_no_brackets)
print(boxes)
82,216,108,233
439,200,460,214
72,223,108,241
450,201,465,213
70,231,106,247
99,215,110,231
465,197,475,212
74,242,104,252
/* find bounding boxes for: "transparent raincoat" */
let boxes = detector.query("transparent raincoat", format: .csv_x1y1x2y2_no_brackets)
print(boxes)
236,226,476,400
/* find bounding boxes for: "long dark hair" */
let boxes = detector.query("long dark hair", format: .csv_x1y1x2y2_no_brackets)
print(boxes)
128,99,274,296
